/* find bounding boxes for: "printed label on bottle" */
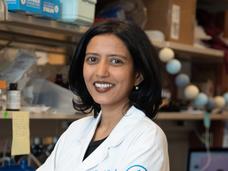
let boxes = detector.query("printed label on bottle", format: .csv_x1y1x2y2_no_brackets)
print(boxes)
7,91,21,110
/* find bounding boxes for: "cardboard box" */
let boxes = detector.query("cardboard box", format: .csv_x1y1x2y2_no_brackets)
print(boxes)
144,0,196,45
41,0,61,20
60,0,97,25
6,0,42,14
48,53,66,65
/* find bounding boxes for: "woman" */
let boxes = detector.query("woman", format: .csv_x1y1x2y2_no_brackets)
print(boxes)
37,20,169,171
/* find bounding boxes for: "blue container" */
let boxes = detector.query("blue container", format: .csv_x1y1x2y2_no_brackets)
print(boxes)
6,0,42,15
41,0,61,20
60,0,97,25
0,159,35,171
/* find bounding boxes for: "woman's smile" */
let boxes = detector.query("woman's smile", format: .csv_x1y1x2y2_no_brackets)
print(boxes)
93,81,115,93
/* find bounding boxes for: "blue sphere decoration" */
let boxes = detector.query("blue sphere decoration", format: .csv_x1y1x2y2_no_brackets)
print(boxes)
194,93,208,108
224,92,228,105
207,98,215,111
175,74,190,87
166,59,182,75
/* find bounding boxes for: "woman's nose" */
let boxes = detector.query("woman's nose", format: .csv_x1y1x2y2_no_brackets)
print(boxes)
96,60,109,77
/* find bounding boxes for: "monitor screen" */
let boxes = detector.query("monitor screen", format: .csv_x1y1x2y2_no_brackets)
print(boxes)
187,148,228,171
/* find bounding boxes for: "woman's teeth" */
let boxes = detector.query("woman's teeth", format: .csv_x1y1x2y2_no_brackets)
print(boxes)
94,82,113,88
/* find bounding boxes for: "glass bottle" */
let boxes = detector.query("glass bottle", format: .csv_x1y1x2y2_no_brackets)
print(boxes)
6,83,21,111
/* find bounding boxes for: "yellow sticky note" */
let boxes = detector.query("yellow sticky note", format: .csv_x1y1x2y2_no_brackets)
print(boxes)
11,111,30,156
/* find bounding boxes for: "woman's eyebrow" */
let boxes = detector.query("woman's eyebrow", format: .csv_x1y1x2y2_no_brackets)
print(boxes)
85,52,128,59
85,52,99,56
107,54,128,59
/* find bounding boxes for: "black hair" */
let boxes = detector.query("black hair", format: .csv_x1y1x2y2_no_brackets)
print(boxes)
69,20,162,119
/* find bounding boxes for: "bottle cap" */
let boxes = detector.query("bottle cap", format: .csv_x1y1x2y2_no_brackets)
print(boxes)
9,83,18,90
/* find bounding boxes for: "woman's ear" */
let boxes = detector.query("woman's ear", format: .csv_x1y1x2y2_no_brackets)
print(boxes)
135,72,144,86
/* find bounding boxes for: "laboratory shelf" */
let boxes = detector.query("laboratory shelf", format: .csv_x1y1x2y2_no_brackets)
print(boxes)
0,111,86,120
1,111,228,121
157,112,228,121
0,0,88,52
152,40,224,61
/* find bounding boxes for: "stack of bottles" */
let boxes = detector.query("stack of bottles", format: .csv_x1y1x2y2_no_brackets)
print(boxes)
31,136,58,163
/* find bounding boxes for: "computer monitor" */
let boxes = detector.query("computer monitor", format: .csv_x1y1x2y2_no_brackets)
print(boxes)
187,148,228,171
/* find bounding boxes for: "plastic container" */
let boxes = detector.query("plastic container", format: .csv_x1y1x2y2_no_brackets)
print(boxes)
41,0,61,20
5,0,42,15
0,159,35,171
60,0,97,25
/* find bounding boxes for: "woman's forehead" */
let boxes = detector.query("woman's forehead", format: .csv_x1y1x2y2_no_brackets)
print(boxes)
86,34,130,54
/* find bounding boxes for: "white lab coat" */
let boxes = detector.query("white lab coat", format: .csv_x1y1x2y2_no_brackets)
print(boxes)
37,106,169,171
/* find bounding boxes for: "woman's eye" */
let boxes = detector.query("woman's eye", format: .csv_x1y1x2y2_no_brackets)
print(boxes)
110,58,124,65
85,56,98,64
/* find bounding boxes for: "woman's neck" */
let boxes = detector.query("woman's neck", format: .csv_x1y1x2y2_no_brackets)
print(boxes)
93,103,130,140
100,102,130,125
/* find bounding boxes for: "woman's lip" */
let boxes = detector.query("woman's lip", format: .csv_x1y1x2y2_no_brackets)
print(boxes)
95,86,112,93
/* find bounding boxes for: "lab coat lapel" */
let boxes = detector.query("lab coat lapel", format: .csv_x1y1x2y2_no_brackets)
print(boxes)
81,106,145,170
79,110,109,170
108,106,145,148
78,112,102,165
81,122,125,170
81,142,109,170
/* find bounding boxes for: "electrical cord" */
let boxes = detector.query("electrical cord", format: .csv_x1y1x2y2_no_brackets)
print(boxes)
201,112,212,171
29,153,41,167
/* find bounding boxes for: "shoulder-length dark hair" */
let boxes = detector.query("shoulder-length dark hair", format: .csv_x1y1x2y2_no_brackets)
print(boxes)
69,20,162,119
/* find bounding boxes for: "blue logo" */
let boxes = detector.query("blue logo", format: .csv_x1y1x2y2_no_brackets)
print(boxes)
126,165,147,171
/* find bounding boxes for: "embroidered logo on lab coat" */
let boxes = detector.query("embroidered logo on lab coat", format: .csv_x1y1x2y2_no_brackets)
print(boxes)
126,165,147,171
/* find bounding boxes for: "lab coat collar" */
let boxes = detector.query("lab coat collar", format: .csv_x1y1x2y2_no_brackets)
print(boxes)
81,105,145,170
108,105,145,147
79,111,102,161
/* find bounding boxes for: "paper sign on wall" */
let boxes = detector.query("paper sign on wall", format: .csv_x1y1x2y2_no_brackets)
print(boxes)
171,4,180,40
11,111,30,156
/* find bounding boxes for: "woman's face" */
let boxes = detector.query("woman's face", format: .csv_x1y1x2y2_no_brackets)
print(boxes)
83,34,141,109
